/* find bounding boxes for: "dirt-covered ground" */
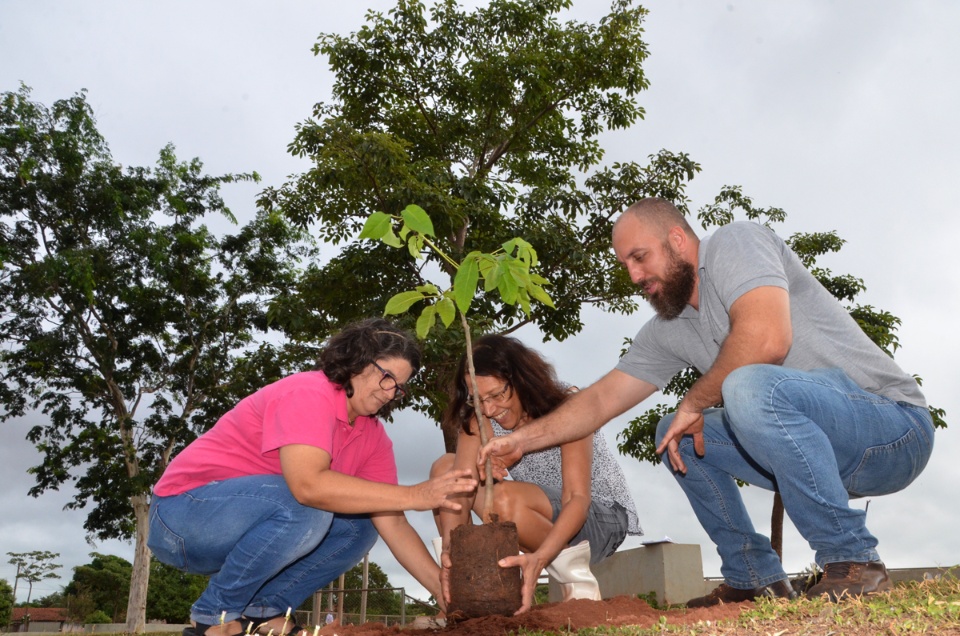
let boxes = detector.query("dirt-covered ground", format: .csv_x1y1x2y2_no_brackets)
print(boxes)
311,595,747,635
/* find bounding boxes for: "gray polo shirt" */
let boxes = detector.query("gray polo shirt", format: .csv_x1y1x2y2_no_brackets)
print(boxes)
616,222,926,408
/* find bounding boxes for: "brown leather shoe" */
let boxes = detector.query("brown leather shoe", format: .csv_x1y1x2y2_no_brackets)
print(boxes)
805,561,891,602
686,579,797,608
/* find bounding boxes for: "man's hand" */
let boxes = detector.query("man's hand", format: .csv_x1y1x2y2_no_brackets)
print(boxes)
477,436,522,480
654,403,705,474
496,551,547,614
409,469,478,511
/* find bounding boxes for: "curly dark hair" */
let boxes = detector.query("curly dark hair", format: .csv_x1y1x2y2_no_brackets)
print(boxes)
317,318,421,418
444,334,570,435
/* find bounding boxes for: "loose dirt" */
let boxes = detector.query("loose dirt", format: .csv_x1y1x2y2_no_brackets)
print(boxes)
311,595,747,635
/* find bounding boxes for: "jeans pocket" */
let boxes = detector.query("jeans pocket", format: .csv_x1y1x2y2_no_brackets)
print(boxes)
845,427,929,498
147,500,188,570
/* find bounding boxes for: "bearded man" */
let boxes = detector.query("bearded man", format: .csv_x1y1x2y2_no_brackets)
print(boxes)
479,197,934,606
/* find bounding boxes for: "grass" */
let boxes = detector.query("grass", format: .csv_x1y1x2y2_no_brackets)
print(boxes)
518,569,960,635
51,571,960,636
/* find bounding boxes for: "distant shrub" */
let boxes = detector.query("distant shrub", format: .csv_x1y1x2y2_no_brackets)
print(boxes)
84,610,112,624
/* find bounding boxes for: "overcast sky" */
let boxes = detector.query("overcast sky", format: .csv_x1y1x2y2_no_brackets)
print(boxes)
1,0,958,605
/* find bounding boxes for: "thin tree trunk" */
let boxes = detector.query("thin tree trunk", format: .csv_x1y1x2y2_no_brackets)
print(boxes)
460,313,495,521
11,563,20,604
125,493,151,633
771,491,784,562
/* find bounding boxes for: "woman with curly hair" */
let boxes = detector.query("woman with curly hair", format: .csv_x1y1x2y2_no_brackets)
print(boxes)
432,334,641,614
149,318,476,636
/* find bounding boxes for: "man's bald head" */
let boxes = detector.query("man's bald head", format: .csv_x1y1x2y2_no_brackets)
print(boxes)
613,197,697,242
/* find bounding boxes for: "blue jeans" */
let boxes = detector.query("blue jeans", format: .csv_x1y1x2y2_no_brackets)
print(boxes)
148,475,377,625
655,365,934,590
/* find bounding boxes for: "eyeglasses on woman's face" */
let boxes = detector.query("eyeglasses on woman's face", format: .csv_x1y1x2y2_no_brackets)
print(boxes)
372,361,408,400
465,383,512,408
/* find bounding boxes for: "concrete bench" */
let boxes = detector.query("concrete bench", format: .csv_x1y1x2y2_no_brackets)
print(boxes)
547,543,705,605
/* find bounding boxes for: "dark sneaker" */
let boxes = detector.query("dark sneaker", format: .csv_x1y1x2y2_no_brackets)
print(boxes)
686,579,797,608
805,561,891,602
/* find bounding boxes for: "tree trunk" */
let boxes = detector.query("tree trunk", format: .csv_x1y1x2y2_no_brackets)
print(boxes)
441,416,458,454
443,314,522,618
11,563,20,603
125,493,151,633
770,491,784,562
459,313,495,518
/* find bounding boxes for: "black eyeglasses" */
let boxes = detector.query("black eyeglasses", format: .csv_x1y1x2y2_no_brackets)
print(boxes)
466,383,512,408
372,361,407,400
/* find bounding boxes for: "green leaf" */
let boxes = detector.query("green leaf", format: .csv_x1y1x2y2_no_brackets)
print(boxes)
507,259,531,286
384,290,426,315
415,283,440,296
407,233,425,259
382,228,403,248
509,238,537,266
416,305,437,339
497,270,518,305
453,253,480,314
437,295,456,327
359,212,392,240
517,288,531,315
477,254,498,292
401,204,435,237
528,283,555,308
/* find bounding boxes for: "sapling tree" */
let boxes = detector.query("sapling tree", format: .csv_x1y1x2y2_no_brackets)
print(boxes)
360,204,553,518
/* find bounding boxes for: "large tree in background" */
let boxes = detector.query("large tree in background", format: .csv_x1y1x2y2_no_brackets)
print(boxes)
66,553,130,623
0,86,313,632
146,560,208,625
616,186,949,558
259,0,704,447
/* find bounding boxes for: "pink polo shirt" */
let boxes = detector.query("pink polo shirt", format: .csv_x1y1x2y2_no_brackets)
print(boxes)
154,371,398,497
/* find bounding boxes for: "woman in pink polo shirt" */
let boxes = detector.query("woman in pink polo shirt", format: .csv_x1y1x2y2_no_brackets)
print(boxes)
148,319,476,636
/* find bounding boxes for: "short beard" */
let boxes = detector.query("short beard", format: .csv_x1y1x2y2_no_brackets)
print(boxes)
648,247,696,320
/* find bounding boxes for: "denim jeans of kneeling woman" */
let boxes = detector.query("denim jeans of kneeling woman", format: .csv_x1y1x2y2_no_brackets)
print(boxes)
148,474,377,626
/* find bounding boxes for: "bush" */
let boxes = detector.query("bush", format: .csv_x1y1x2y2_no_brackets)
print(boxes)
84,610,113,624
0,579,14,627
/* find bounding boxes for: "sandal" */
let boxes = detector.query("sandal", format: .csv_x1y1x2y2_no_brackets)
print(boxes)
183,622,249,636
183,623,212,636
241,615,304,636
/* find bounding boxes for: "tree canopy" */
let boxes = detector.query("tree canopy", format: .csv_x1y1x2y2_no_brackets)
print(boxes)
146,560,208,624
0,85,313,631
65,553,131,623
57,552,204,624
0,578,14,627
261,0,702,445
337,560,402,617
6,551,61,606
